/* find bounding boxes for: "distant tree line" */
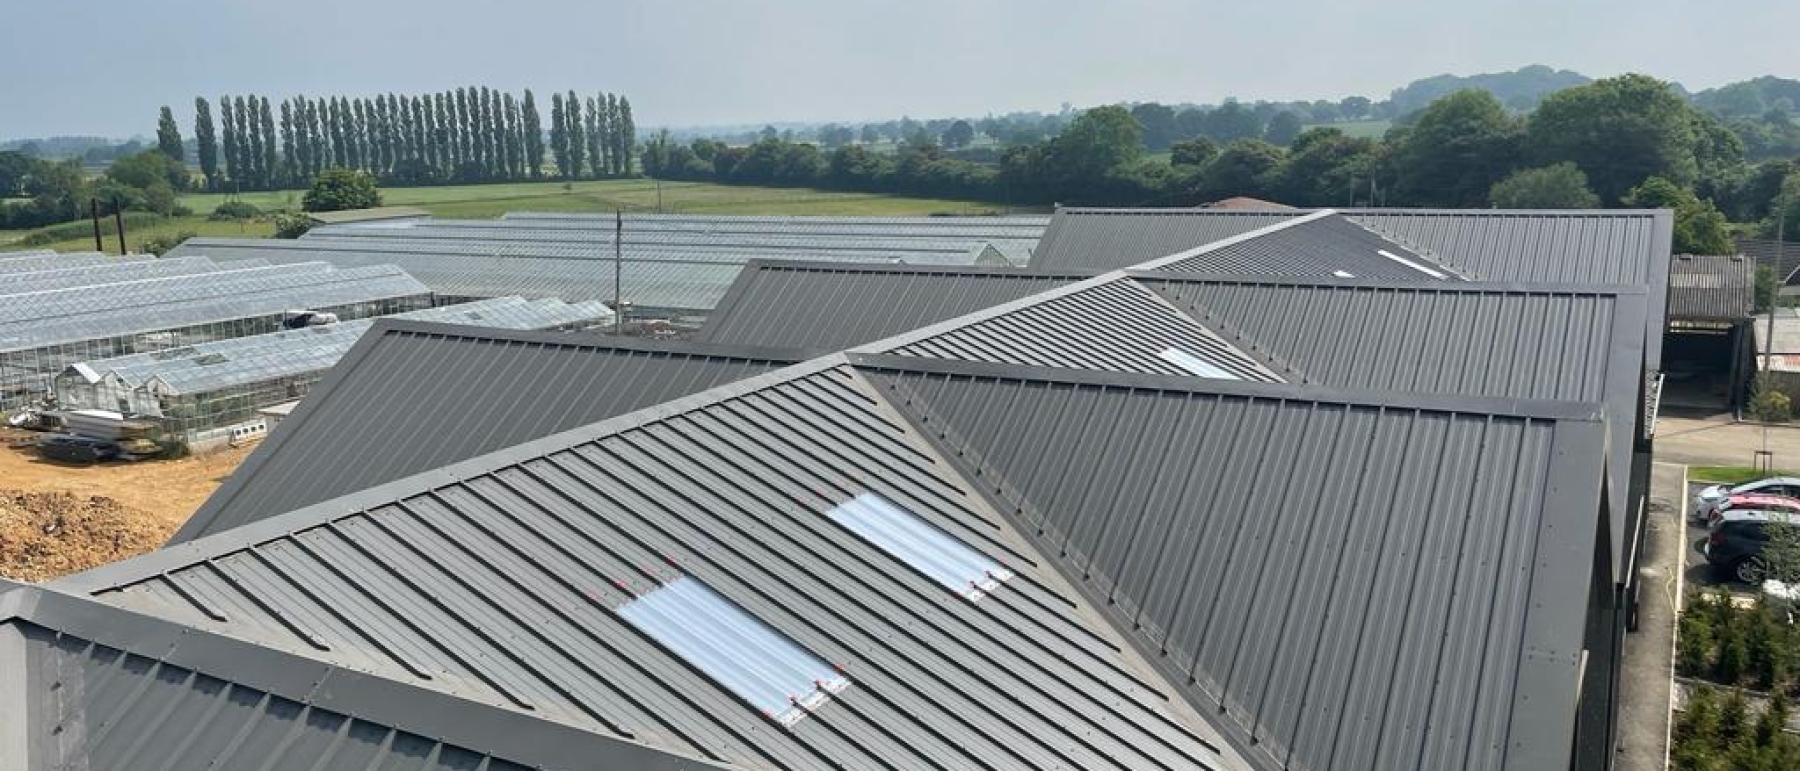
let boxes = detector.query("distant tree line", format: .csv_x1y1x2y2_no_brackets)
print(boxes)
181,87,637,191
645,74,1800,254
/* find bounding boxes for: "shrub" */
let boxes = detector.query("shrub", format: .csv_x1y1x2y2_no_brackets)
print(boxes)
272,212,312,239
1750,375,1793,423
208,200,261,220
139,230,196,256
301,168,380,212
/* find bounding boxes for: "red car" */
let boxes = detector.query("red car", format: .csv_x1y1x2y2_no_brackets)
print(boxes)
1709,493,1800,525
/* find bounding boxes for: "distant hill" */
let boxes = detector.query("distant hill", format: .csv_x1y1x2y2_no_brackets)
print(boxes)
1690,76,1800,119
1387,65,1592,114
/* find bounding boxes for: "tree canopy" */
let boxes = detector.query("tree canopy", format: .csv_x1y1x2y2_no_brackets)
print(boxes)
1488,163,1602,209
1390,90,1522,207
1528,74,1701,203
301,167,381,212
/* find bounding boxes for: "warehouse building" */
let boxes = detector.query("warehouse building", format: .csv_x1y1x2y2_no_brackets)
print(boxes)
55,345,1610,771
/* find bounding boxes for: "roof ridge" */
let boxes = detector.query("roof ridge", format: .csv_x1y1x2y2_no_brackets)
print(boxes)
1132,209,1338,271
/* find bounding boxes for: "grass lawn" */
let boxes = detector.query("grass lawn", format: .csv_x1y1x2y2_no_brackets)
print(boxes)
1688,466,1800,485
179,179,1015,219
2,179,1022,254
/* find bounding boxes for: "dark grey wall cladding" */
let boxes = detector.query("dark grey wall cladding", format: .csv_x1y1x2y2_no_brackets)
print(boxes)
695,261,1090,349
865,368,1605,771
12,621,536,771
172,321,801,544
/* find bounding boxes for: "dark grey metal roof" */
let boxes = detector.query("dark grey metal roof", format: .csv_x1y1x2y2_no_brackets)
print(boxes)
868,276,1286,381
695,260,1095,349
1032,208,1300,269
0,581,718,770
57,356,1241,771
1147,212,1459,280
1029,206,1673,373
1141,273,1648,579
856,360,1608,771
1667,254,1755,323
171,320,807,544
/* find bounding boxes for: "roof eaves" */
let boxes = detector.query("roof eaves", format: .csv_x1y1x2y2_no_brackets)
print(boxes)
3,583,728,771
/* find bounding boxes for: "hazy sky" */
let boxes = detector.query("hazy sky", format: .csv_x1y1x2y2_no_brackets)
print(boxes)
4,0,1794,139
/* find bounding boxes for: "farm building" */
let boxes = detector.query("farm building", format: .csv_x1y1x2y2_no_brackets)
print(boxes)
167,213,1047,318
0,258,432,409
1662,254,1757,413
54,297,613,450
20,207,1668,770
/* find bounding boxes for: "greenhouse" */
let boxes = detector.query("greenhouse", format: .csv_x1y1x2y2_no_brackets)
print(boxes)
56,296,612,447
0,262,430,408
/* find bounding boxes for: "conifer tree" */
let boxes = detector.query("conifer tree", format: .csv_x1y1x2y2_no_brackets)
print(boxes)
522,90,544,179
193,97,219,189
566,90,585,180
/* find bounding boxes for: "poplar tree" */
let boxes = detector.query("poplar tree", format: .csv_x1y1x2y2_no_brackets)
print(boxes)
194,97,219,189
156,106,183,161
604,93,622,174
618,96,635,176
237,96,262,187
566,90,585,180
290,98,310,182
549,92,567,178
329,98,348,168
586,96,604,177
522,90,544,178
499,92,517,178
258,96,277,187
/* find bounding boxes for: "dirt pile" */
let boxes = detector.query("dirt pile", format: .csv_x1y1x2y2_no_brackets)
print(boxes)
0,490,170,582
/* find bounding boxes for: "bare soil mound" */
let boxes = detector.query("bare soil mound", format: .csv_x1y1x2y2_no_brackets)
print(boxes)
0,490,168,582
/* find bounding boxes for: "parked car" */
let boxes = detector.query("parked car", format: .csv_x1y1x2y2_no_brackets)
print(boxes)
1699,509,1800,583
1708,493,1800,525
1692,477,1800,522
35,433,120,464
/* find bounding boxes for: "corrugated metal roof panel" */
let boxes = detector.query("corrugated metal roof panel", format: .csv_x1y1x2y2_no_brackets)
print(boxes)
61,359,1238,771
860,364,1606,771
168,322,806,543
695,260,1094,349
1667,254,1755,322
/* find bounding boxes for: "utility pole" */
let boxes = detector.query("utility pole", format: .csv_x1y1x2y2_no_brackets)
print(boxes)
614,208,623,336
113,199,126,256
1770,198,1787,375
90,198,103,252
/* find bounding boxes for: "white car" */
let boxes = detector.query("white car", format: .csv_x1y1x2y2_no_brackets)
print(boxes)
1693,477,1800,523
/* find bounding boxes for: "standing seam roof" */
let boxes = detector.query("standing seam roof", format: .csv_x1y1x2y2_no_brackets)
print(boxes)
694,260,1096,349
60,357,1236,770
858,362,1607,771
169,321,807,544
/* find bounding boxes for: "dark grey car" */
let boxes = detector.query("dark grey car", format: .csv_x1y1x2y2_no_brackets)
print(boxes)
1700,509,1800,584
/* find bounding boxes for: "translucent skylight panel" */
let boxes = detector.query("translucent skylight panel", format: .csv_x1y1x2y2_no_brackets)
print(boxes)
1376,248,1448,280
830,492,1012,601
618,576,847,726
1157,347,1242,380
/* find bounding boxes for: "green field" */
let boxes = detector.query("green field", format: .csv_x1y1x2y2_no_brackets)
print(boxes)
2,179,1023,253
1305,119,1393,139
